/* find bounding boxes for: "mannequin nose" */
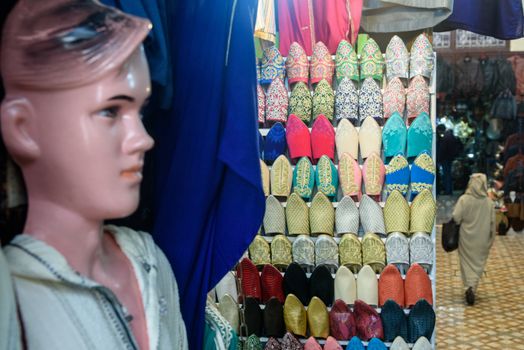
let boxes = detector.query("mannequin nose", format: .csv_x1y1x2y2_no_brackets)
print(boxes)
123,118,154,154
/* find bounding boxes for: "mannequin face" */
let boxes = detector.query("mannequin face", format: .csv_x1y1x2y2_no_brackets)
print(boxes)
3,47,154,221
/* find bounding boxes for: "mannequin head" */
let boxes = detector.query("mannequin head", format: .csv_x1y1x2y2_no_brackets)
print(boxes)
1,0,154,221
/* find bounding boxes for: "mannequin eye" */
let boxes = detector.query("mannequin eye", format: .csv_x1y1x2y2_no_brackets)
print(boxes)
97,106,121,119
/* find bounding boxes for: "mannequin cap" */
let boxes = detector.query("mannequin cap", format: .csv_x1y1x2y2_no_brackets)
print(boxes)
1,0,151,90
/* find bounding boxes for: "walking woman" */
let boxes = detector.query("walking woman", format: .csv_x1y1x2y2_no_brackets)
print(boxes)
452,173,496,305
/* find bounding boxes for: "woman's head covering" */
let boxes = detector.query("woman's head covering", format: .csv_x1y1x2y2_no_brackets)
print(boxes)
466,173,488,199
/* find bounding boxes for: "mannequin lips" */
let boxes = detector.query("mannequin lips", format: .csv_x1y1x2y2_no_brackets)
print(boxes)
121,165,143,183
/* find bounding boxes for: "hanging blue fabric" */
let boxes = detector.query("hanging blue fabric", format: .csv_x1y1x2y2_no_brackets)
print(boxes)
434,0,524,40
153,0,264,349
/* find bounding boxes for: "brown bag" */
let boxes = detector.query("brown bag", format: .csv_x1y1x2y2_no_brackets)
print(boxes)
441,219,460,252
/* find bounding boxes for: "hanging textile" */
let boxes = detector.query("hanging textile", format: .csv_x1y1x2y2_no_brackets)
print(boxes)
313,0,354,53
508,56,524,102
348,0,363,44
254,0,277,43
453,58,484,97
434,0,524,40
153,0,265,348
277,0,315,56
360,0,452,33
436,57,454,95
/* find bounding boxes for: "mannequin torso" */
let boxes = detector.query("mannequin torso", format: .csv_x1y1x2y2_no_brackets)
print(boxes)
0,1,188,348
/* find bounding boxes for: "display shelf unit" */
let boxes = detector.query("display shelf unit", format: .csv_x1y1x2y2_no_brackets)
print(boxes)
233,52,438,349
239,336,420,349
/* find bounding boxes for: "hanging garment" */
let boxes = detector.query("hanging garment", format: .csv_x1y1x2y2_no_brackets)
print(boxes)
254,0,277,43
153,1,265,348
495,58,517,95
491,89,517,120
503,133,524,164
277,0,315,56
453,58,484,97
437,57,454,95
349,0,363,44
360,0,452,33
508,56,524,102
313,0,350,54
434,0,524,40
504,153,524,177
480,58,498,97
505,167,524,194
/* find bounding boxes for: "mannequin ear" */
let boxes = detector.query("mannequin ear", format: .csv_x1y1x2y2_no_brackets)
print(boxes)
1,97,41,164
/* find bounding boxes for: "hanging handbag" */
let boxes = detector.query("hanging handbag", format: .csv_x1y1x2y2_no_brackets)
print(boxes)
441,219,460,252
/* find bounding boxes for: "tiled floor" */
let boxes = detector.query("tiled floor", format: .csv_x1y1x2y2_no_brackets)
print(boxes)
436,197,524,349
